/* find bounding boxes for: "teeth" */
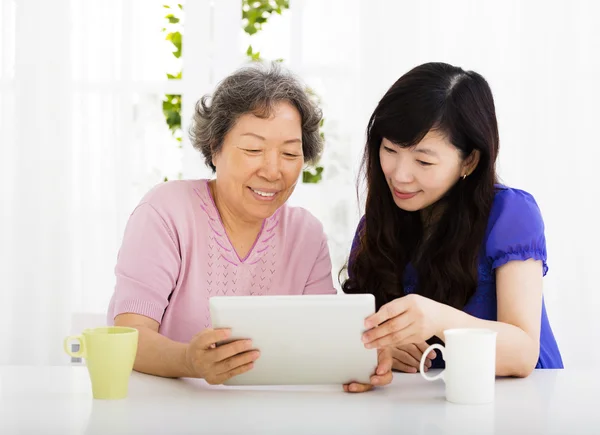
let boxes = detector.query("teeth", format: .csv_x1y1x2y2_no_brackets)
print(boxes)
251,188,275,197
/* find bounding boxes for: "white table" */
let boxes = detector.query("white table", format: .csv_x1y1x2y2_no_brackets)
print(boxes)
0,366,596,435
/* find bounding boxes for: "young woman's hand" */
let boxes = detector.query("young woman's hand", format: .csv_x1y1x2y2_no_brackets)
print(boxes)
391,342,437,373
361,294,446,349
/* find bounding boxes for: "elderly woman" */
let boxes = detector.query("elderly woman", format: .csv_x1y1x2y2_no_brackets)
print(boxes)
107,63,392,391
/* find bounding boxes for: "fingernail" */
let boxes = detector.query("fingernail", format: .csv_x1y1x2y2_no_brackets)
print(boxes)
365,343,372,349
372,378,379,385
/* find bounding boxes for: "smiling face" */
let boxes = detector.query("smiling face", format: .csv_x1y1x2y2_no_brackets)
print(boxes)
211,101,304,223
379,130,479,212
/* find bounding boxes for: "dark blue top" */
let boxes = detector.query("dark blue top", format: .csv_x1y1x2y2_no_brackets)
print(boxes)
349,186,563,369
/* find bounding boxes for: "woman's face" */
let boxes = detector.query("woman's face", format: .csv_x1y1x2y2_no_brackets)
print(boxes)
212,101,304,223
379,130,478,212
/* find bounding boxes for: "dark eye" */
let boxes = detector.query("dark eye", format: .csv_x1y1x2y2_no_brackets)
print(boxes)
284,153,301,158
417,160,433,167
243,149,261,154
383,146,396,154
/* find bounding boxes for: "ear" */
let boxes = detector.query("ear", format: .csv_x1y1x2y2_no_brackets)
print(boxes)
462,149,480,177
210,142,220,169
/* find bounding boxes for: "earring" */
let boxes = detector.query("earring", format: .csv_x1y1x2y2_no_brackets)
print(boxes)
462,174,467,180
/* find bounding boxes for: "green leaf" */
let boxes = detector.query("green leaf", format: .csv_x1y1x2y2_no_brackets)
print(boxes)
178,3,183,9
166,31,182,58
302,166,324,183
163,5,170,8
165,14,180,24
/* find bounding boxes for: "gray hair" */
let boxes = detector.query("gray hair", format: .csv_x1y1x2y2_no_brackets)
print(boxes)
189,62,324,171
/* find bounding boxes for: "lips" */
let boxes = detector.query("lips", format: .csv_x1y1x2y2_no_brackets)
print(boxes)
393,188,419,200
248,186,280,201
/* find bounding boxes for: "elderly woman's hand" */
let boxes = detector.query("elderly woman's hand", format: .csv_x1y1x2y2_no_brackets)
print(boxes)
185,328,260,384
343,347,393,393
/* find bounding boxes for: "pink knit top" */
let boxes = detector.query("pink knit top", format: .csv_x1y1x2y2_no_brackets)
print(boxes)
107,179,335,343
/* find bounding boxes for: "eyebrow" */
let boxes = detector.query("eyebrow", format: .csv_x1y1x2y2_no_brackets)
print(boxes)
413,147,439,158
241,132,302,144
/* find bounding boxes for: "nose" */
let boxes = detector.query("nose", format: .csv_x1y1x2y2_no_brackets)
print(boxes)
392,159,414,184
258,150,282,182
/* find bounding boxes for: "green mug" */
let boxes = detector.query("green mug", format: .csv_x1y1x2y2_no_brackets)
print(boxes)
64,326,139,399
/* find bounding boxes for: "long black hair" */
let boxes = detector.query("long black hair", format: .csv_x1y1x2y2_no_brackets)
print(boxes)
342,62,499,310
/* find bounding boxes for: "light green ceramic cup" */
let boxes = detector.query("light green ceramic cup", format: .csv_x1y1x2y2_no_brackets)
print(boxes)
64,326,138,399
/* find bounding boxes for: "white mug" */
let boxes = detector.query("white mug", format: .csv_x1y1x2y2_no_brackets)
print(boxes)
419,328,498,405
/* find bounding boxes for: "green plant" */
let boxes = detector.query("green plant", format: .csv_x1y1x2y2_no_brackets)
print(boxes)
242,0,289,35
161,3,183,181
242,0,324,183
160,1,325,184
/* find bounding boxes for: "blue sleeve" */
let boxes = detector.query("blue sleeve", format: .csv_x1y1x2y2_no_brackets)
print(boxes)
347,216,366,279
485,188,548,276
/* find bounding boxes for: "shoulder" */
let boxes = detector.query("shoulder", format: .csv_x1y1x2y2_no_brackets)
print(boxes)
488,185,544,227
131,179,209,233
139,179,207,210
277,203,327,245
485,185,548,273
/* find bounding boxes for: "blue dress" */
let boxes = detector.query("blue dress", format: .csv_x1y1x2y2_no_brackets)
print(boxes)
349,186,564,369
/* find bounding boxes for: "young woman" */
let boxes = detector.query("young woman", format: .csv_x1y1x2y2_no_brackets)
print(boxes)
343,62,563,377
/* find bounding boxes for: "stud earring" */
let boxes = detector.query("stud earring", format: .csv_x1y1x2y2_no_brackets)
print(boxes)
462,174,467,180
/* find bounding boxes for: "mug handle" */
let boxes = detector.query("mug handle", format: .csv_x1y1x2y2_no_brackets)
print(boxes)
64,335,86,358
419,343,445,381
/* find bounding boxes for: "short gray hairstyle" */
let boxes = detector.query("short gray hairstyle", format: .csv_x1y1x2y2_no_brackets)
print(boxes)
189,62,324,171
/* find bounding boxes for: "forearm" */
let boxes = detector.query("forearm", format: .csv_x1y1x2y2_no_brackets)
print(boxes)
437,306,539,377
129,325,193,378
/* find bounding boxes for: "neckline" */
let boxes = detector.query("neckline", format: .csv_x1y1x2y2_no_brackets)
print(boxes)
205,180,266,264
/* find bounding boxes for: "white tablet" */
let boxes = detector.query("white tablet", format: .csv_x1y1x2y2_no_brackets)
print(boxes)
209,293,378,386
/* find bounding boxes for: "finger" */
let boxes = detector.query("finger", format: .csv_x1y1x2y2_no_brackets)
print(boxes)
364,299,409,329
376,348,393,375
415,342,436,360
369,330,422,349
395,348,421,369
366,327,419,349
210,339,254,363
363,315,413,346
215,361,255,384
404,344,424,363
392,358,417,373
214,350,260,375
344,382,373,393
195,328,231,350
371,370,393,386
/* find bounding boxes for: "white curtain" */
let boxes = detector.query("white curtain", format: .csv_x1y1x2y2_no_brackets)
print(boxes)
0,0,240,365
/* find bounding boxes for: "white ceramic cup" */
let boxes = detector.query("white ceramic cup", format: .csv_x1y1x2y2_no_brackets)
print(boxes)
419,328,498,405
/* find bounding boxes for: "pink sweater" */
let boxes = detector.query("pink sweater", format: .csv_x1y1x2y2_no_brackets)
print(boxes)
107,179,336,343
